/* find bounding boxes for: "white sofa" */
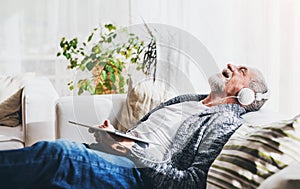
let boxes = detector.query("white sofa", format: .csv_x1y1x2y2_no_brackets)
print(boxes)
55,94,300,188
0,77,59,149
55,94,126,144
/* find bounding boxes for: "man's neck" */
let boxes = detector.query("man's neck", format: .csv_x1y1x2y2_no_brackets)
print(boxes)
202,93,237,107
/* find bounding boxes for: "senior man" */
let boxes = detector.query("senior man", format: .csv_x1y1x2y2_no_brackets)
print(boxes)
0,64,268,189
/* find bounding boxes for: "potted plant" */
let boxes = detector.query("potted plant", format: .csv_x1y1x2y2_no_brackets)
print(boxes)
57,23,156,95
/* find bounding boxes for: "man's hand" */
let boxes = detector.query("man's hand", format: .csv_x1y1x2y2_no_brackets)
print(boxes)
88,119,115,143
89,120,135,155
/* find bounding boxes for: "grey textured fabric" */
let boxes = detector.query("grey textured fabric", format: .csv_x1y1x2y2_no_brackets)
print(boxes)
127,94,246,189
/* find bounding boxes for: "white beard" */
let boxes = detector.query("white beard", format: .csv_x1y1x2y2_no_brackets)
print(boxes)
208,73,226,93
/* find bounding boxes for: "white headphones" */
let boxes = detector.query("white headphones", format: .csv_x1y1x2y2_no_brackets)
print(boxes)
237,88,269,106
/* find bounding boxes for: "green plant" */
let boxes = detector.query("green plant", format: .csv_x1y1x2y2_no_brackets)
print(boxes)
57,23,155,95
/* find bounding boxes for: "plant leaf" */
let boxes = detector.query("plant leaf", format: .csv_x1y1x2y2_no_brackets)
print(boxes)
78,88,84,95
86,62,96,71
87,32,94,42
131,57,137,63
104,82,112,90
106,64,114,74
92,46,100,53
119,75,125,88
101,70,107,80
110,73,116,83
87,85,94,94
65,53,71,59
60,37,65,48
112,84,117,92
95,83,103,94
80,64,85,71
70,38,78,48
69,85,74,91
105,24,116,31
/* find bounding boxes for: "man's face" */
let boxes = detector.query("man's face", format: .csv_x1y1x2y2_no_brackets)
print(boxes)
208,64,256,96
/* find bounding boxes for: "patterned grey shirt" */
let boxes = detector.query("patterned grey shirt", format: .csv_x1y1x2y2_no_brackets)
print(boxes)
128,94,246,189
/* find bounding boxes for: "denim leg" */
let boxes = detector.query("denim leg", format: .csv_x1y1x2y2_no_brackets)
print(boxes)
93,150,137,168
0,139,143,189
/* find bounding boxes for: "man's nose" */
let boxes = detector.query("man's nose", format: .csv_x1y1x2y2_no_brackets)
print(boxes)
227,64,238,72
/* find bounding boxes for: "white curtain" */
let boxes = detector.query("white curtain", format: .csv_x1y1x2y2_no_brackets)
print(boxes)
0,0,130,95
0,0,299,116
130,0,300,116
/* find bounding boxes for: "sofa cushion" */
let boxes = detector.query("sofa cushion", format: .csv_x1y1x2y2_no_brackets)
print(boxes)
0,73,35,127
116,78,175,131
207,115,300,189
0,89,23,126
0,125,24,150
0,139,24,150
56,95,114,144
0,125,23,142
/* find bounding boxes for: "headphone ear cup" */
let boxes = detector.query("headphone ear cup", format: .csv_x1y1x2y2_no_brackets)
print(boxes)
237,88,255,106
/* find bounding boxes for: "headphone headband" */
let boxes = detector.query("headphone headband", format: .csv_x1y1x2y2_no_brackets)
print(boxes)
255,91,269,101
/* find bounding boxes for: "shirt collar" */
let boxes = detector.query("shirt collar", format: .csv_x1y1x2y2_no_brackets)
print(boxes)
201,103,246,117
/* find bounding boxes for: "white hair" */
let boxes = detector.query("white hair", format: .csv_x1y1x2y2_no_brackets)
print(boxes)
243,68,268,112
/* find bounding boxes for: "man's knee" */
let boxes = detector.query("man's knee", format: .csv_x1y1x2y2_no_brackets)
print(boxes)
31,139,85,156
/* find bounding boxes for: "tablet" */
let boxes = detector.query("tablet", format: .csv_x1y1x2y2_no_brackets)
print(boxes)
68,120,160,146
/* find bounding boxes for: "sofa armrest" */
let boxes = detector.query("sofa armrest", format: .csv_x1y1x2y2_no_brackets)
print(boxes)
55,94,126,144
22,76,59,146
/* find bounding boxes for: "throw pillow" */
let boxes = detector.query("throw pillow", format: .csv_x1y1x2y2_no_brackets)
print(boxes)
0,73,35,127
207,115,300,189
0,88,23,126
116,78,175,132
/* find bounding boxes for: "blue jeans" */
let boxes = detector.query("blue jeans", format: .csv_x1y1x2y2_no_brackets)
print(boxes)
0,139,143,189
